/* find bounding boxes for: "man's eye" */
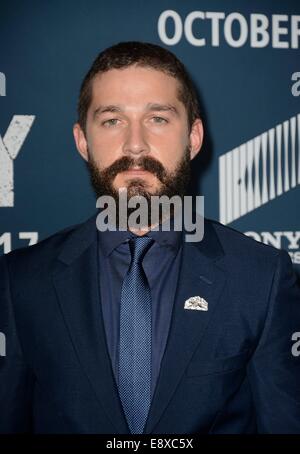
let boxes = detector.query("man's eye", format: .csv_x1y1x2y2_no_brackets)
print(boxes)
152,116,168,124
102,118,120,127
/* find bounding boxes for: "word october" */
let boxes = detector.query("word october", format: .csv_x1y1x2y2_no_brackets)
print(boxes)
158,10,300,49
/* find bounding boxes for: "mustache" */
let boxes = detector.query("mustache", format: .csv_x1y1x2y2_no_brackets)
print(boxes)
100,156,168,183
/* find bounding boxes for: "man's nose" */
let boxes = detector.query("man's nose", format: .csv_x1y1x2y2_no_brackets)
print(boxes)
123,122,150,156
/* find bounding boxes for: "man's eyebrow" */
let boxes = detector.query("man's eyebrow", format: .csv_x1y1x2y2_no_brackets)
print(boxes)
93,105,122,119
145,103,179,116
93,103,180,119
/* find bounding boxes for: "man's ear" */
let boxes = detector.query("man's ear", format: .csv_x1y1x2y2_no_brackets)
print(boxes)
189,118,204,160
73,123,89,162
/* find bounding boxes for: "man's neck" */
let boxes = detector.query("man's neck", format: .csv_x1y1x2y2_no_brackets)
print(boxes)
128,212,177,236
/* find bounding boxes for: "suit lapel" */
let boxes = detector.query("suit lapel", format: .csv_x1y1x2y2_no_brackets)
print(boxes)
52,213,130,434
144,220,227,434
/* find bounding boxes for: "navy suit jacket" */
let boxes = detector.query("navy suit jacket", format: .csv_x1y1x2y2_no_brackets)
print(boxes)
0,213,300,434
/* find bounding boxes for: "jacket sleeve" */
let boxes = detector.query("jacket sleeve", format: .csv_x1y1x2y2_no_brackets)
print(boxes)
0,253,34,433
247,250,300,433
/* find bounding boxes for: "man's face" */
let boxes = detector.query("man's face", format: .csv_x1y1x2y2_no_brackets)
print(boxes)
73,65,203,203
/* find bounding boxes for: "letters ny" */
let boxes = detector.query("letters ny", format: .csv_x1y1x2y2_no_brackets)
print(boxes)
0,115,35,207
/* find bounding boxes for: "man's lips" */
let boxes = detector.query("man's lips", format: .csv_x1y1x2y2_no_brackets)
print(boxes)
121,168,150,176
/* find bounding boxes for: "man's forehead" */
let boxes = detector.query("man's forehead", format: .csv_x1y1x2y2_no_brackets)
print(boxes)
90,67,183,108
91,66,180,92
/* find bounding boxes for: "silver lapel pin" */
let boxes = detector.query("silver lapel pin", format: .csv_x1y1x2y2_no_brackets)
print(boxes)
184,296,208,311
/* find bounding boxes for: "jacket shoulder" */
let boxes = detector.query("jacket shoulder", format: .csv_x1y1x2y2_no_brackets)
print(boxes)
0,215,93,273
208,218,283,262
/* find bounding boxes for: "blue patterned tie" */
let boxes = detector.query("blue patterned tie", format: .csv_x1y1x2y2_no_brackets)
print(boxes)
118,236,154,434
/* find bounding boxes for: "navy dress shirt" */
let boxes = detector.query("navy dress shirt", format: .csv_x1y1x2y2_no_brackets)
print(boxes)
98,219,183,400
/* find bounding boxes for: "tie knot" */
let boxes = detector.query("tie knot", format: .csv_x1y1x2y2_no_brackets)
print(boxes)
129,236,154,264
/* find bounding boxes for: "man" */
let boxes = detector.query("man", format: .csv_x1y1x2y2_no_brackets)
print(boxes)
0,42,300,434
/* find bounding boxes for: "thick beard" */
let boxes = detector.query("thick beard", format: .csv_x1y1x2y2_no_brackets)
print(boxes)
86,148,191,228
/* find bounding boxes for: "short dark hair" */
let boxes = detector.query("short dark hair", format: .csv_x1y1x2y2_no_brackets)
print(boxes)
77,41,201,133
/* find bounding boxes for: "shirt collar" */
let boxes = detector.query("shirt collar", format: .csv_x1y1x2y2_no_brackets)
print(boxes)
98,212,183,257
